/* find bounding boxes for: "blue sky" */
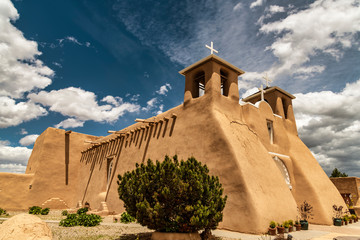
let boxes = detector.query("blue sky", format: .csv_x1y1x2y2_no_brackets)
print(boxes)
0,0,359,177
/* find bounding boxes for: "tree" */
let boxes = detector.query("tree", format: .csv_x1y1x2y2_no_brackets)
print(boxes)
330,168,348,177
117,155,227,233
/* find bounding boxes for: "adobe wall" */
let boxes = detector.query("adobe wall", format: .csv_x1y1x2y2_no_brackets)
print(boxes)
330,177,360,214
76,88,345,233
0,128,99,210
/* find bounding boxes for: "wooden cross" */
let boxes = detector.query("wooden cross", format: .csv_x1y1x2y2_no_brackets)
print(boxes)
205,41,218,55
258,84,266,101
262,73,272,88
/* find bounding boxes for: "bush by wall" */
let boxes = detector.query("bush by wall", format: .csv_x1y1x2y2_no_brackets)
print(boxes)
120,211,135,223
28,206,50,215
29,206,42,215
59,210,102,227
117,155,227,233
0,208,7,216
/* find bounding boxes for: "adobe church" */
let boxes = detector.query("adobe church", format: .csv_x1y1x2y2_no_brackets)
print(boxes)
0,53,346,233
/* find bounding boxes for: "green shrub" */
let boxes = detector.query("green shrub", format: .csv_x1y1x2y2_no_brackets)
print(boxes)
78,213,102,227
60,214,79,227
41,208,50,215
77,207,88,215
0,208,7,215
117,155,227,233
120,212,135,223
59,212,102,227
62,210,68,216
29,206,42,215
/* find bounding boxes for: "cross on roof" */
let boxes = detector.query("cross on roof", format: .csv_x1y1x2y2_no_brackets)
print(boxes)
258,84,266,101
205,41,218,55
262,73,272,88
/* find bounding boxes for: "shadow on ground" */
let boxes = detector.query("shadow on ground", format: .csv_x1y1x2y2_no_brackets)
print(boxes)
116,232,152,240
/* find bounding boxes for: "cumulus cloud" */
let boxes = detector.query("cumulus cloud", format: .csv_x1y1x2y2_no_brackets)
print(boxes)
268,5,285,13
250,0,265,9
233,2,243,11
0,164,27,173
259,0,360,79
0,0,54,98
0,97,48,128
28,87,140,123
156,83,172,95
0,139,32,166
293,79,360,177
20,128,28,135
55,118,84,129
19,134,39,146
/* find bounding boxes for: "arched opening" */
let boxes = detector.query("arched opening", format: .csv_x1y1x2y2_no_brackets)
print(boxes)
220,69,228,96
273,156,292,190
194,71,205,97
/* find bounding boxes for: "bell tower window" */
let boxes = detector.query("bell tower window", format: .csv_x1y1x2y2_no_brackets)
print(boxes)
220,70,228,96
194,71,205,97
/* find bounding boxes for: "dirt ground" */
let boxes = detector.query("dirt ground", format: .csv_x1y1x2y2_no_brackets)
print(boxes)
0,210,235,240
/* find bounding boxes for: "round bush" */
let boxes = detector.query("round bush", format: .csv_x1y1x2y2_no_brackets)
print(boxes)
29,206,42,215
41,208,50,215
117,155,227,233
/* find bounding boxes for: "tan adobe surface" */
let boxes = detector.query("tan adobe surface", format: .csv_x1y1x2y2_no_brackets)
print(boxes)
0,55,347,234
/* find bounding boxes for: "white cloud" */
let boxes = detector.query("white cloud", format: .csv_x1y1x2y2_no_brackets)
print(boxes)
142,97,158,112
19,134,39,146
0,164,26,173
55,118,84,129
259,0,360,79
233,2,243,11
0,96,48,128
20,128,28,135
0,0,54,98
156,104,164,115
28,87,140,123
293,79,360,176
268,5,285,13
156,83,172,95
241,87,259,99
0,140,31,166
250,0,265,9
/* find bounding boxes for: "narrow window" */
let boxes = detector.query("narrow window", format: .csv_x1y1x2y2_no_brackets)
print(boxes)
107,158,113,189
194,71,205,97
220,70,228,96
267,120,274,144
282,98,288,119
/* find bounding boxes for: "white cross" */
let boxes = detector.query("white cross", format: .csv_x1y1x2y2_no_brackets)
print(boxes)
262,73,272,88
205,41,218,55
258,84,266,101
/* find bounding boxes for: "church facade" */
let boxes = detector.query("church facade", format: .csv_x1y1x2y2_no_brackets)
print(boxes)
0,55,346,233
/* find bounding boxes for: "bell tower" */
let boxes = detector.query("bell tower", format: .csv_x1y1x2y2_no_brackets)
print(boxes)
179,54,245,105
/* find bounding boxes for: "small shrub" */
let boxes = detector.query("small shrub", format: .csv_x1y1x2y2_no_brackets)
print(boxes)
59,212,102,227
60,214,79,227
77,207,88,215
288,220,294,226
120,212,135,223
62,210,68,216
29,206,42,215
78,213,102,227
41,208,50,215
0,208,7,215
